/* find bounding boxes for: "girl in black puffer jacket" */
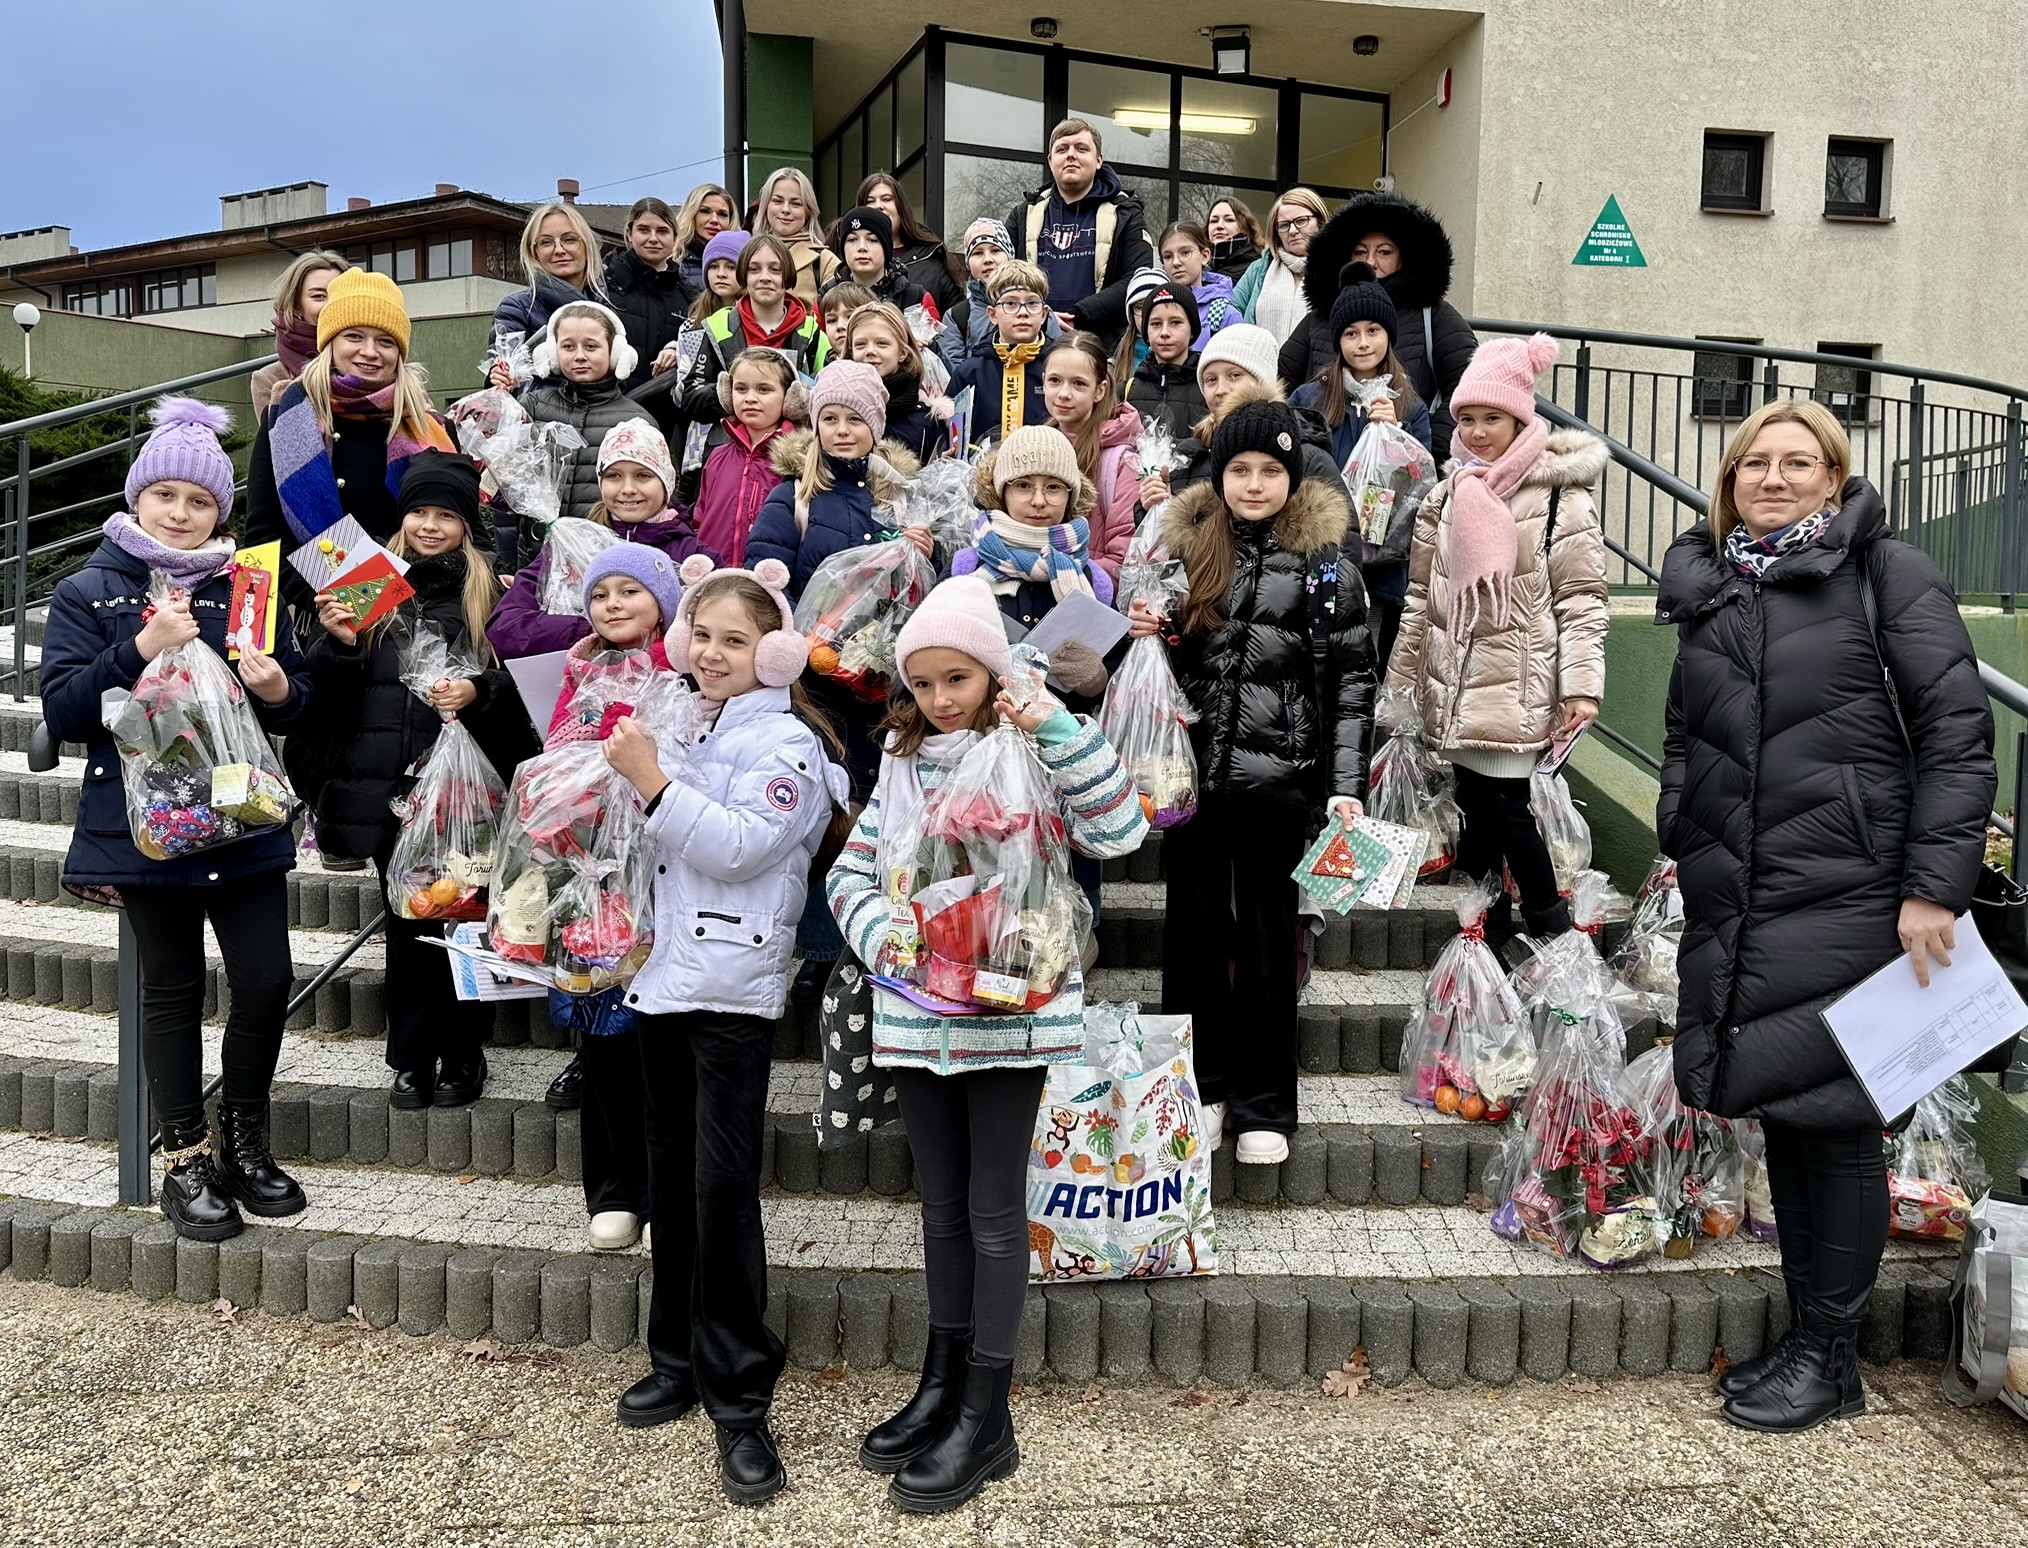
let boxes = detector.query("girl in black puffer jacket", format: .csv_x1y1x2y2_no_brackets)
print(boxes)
1658,403,1994,1435
1129,400,1375,1165
303,453,540,1111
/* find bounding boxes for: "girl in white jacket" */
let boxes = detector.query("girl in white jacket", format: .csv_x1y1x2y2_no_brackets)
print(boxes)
601,553,849,1507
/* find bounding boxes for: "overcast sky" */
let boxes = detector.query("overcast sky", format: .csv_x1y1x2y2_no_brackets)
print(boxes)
0,0,726,249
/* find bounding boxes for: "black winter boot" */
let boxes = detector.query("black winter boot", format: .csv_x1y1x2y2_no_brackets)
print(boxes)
433,1050,488,1107
1721,1327,1864,1433
158,1121,243,1242
1718,1291,1803,1397
861,1328,967,1473
715,1423,786,1505
888,1357,1018,1514
215,1102,307,1217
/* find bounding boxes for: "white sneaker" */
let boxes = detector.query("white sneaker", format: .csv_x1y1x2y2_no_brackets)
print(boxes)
641,1222,651,1252
1202,1102,1226,1152
588,1211,641,1251
1235,1130,1290,1166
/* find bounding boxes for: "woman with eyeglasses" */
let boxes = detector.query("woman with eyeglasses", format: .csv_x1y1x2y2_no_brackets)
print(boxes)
1656,398,1994,1435
1231,188,1328,349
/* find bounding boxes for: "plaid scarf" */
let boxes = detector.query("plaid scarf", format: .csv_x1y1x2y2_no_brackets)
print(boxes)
267,378,454,545
1724,509,1832,578
970,510,1102,602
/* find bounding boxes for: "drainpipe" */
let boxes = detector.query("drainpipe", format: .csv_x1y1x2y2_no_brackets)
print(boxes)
722,0,747,208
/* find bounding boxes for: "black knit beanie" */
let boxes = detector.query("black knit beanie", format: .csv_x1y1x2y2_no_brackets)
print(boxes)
836,205,896,266
1211,399,1305,493
1138,280,1200,343
397,449,490,547
1327,261,1398,345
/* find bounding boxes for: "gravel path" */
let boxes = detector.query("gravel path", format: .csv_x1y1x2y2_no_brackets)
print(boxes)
1,1276,2022,1548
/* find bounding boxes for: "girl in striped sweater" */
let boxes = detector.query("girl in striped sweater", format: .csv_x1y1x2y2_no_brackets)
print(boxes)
826,574,1146,1513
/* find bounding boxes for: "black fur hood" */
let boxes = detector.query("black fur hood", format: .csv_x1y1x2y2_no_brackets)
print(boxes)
1304,192,1457,318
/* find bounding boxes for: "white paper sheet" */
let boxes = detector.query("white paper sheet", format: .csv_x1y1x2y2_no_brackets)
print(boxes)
420,925,553,1000
1820,912,2028,1119
505,649,571,730
1022,589,1131,666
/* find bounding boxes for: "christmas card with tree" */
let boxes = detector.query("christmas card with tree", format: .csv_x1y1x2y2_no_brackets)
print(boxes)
288,518,414,630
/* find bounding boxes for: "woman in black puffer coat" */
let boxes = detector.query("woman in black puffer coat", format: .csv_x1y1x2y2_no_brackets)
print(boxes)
603,199,701,392
1134,400,1374,1164
1657,402,1993,1435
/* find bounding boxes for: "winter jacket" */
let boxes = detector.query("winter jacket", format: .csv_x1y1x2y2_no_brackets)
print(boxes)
1283,194,1479,452
1210,236,1260,282
936,280,1064,365
1162,477,1376,809
1289,380,1435,467
488,509,713,661
946,348,1047,444
742,432,922,598
1123,352,1209,442
1189,269,1241,341
1656,486,1995,1131
777,231,842,309
1084,401,1145,585
249,360,292,423
491,272,592,349
828,713,1148,1073
880,371,946,467
545,634,675,744
678,304,830,427
1232,255,1309,345
678,420,792,566
602,248,700,392
1384,431,1609,760
893,239,965,316
514,375,656,526
626,684,850,1019
244,402,403,621
300,552,536,862
43,538,313,893
822,267,943,327
1005,166,1156,344
1172,382,1342,494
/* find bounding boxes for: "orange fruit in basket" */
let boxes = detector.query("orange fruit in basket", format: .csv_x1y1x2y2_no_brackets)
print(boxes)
1703,1207,1739,1239
1459,1092,1487,1122
809,644,840,675
406,890,439,919
1433,1084,1460,1115
1139,793,1156,823
428,877,461,906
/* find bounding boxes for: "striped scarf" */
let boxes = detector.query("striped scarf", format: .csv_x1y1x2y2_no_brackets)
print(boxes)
970,510,1098,602
1723,509,1833,578
267,377,455,544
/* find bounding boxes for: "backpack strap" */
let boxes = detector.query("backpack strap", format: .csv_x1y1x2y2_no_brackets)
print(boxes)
1024,194,1049,259
1854,545,1916,764
1093,203,1119,291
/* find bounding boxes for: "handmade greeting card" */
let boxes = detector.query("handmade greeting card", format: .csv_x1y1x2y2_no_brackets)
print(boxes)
226,541,281,659
288,518,414,630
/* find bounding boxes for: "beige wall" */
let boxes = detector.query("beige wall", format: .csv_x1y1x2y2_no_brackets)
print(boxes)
1383,16,1484,303
0,275,519,343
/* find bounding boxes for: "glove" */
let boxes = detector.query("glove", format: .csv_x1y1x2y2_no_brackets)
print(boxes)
1047,639,1108,698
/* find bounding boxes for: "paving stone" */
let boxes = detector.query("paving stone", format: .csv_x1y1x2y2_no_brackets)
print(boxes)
33,855,60,906
1339,1015,1381,1074
540,1255,594,1348
763,1269,787,1344
760,1121,775,1189
1252,1279,1308,1389
298,874,330,928
1904,1266,1952,1361
1096,1282,1151,1380
259,1233,311,1315
20,1063,55,1134
58,953,91,1011
464,1098,515,1176
1149,1279,1206,1387
88,1215,138,1294
1209,1138,1234,1204
1324,1126,1373,1204
130,1222,179,1301
1378,1011,1406,1073
786,1271,841,1368
1014,1288,1047,1378
1859,1268,1907,1366
86,1069,119,1142
387,1106,428,1168
889,1272,929,1373
348,1091,390,1165
819,1131,868,1196
1233,1147,1279,1205
351,1239,405,1328
8,1201,58,1279
1466,1130,1504,1201
0,1056,22,1127
284,974,316,1032
348,971,386,1038
490,1250,549,1345
1419,1125,1468,1205
1410,1283,1470,1388
1711,1271,1769,1366
304,1087,351,1162
838,1272,893,1371
1665,1276,1720,1373
270,1088,310,1160
6,944,34,1002
489,999,532,1048
48,1210,99,1288
1753,1268,1792,1345
1351,914,1389,970
1350,1281,1412,1387
1462,1280,1521,1387
867,1122,912,1196
1301,1278,1359,1378
528,1001,570,1050
1515,1278,1573,1380
52,1064,92,1135
1044,1284,1101,1383
428,1105,473,1173
1281,1127,1327,1206
513,1103,556,1179
1371,1127,1422,1206
775,1113,820,1193
217,1231,265,1310
1200,1279,1256,1389
589,1258,644,1353
1567,1280,1621,1379
1386,912,1424,969
554,1108,582,1182
90,950,120,1013
446,1248,504,1340
306,1235,366,1323
1313,917,1352,974
1297,1008,1340,1072
1617,1279,1671,1378
327,876,361,932
313,977,350,1036
175,1236,220,1304
0,1198,16,1271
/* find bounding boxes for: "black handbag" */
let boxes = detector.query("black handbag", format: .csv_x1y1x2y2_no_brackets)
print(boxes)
1857,555,2028,1085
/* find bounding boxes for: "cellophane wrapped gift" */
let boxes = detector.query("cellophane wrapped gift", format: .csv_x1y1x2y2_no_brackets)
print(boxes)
99,572,298,861
480,329,535,387
1341,375,1439,565
1529,769,1592,893
1610,857,1683,1027
792,536,937,702
1367,686,1460,877
1624,1042,1744,1256
1399,879,1532,1121
893,453,981,561
486,673,694,993
1889,1076,1990,1242
447,385,584,528
1134,421,1191,489
537,517,622,614
1099,522,1198,830
383,622,506,922
1735,1119,1779,1242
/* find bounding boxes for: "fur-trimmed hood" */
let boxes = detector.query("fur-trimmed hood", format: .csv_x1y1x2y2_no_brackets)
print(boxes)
765,427,923,485
1163,473,1351,564
1304,192,1457,318
1434,428,1609,493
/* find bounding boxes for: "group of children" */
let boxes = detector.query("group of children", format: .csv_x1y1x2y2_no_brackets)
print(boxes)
43,211,1611,1513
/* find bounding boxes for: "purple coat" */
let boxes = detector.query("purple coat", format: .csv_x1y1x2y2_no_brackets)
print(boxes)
486,509,719,660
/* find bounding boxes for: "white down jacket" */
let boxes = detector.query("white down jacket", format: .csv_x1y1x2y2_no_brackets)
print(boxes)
625,685,850,1019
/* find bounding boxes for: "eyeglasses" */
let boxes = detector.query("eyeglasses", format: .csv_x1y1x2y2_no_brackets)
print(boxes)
994,298,1046,314
1735,454,1828,482
1275,215,1317,234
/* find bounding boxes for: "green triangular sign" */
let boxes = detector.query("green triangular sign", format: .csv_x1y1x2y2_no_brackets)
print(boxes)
1573,195,1647,267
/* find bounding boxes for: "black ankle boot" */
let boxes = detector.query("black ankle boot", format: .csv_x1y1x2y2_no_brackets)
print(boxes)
1722,1327,1864,1433
889,1357,1018,1514
1718,1294,1803,1398
433,1051,488,1107
716,1423,786,1505
215,1102,307,1217
158,1121,243,1242
861,1328,967,1473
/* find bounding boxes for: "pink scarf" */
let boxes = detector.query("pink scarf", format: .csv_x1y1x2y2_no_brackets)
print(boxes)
1445,416,1550,636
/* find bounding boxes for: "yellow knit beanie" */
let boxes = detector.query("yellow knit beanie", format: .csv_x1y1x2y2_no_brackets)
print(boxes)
316,269,412,355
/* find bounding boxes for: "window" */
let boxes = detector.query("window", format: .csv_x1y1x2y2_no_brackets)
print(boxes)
895,49,925,164
1179,77,1278,183
945,42,1045,153
68,265,215,316
1814,342,1878,424
1825,138,1887,218
346,239,419,284
944,153,1044,239
60,278,132,317
1691,337,1759,419
1299,92,1386,193
1068,60,1172,171
426,237,474,279
1701,131,1767,211
866,85,894,176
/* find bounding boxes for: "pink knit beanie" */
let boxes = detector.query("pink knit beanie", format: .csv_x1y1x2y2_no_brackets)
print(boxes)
808,359,888,444
895,574,1015,685
1448,332,1558,423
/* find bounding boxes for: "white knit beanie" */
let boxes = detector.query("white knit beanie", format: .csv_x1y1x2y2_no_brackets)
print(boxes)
991,425,1081,495
1196,322,1280,390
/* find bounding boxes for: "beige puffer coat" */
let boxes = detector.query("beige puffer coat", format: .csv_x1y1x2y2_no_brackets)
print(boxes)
1384,429,1610,757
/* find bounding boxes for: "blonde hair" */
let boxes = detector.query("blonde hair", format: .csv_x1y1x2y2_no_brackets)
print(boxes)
795,432,908,508
271,250,350,326
675,184,739,254
297,346,438,442
1266,188,1330,262
518,202,607,298
845,302,922,379
373,529,501,663
755,167,823,241
1710,399,1852,547
987,261,1048,302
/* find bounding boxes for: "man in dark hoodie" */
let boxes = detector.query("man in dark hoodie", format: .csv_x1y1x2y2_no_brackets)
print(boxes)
1004,118,1154,349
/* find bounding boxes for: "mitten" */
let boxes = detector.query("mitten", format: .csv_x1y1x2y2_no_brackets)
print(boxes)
1048,639,1108,698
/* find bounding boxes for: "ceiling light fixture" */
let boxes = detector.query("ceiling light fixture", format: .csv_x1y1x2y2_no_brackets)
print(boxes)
1114,108,1256,134
1205,25,1251,76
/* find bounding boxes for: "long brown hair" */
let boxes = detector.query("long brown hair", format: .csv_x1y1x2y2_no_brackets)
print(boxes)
1205,195,1264,253
685,574,845,761
1039,332,1116,481
856,173,964,292
1316,343,1422,430
879,680,997,758
1176,380,1293,635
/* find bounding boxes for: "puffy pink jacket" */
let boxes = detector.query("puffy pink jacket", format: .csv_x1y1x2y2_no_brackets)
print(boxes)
689,419,790,567
1085,400,1144,584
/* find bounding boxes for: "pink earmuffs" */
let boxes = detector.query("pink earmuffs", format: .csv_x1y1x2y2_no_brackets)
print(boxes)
666,555,811,688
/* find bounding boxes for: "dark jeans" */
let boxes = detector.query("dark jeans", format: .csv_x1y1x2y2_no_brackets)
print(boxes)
1762,1120,1889,1334
1160,791,1308,1133
1452,764,1571,937
121,870,292,1131
892,1064,1048,1366
638,1009,782,1427
579,1027,650,1218
375,856,491,1074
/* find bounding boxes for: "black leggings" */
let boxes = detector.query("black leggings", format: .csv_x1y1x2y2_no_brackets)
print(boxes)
121,870,293,1131
1452,765,1570,936
892,1064,1048,1366
1762,1120,1888,1335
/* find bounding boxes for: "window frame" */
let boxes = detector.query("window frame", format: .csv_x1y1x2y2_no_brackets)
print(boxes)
1813,341,1880,426
1700,130,1768,213
1690,336,1761,421
1824,137,1887,219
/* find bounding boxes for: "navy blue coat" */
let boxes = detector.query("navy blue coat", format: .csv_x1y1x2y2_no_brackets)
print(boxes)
743,436,912,599
1289,381,1434,468
945,351,1047,445
490,272,592,348
42,538,313,892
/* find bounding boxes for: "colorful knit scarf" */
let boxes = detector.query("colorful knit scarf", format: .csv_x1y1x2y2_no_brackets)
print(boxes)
993,340,1041,439
1724,509,1833,578
970,510,1102,603
100,512,238,585
274,313,320,377
267,378,454,544
735,294,811,351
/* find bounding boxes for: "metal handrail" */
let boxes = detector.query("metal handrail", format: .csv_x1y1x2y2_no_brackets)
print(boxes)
0,355,275,436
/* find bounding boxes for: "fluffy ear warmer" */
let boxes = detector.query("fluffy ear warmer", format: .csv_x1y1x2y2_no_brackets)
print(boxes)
531,301,639,383
665,554,810,688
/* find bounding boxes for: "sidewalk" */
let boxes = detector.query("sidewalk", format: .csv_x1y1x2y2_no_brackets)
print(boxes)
2,1278,2021,1548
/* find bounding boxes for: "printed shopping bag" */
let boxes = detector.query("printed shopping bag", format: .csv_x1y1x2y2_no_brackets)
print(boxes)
1944,1188,2028,1420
